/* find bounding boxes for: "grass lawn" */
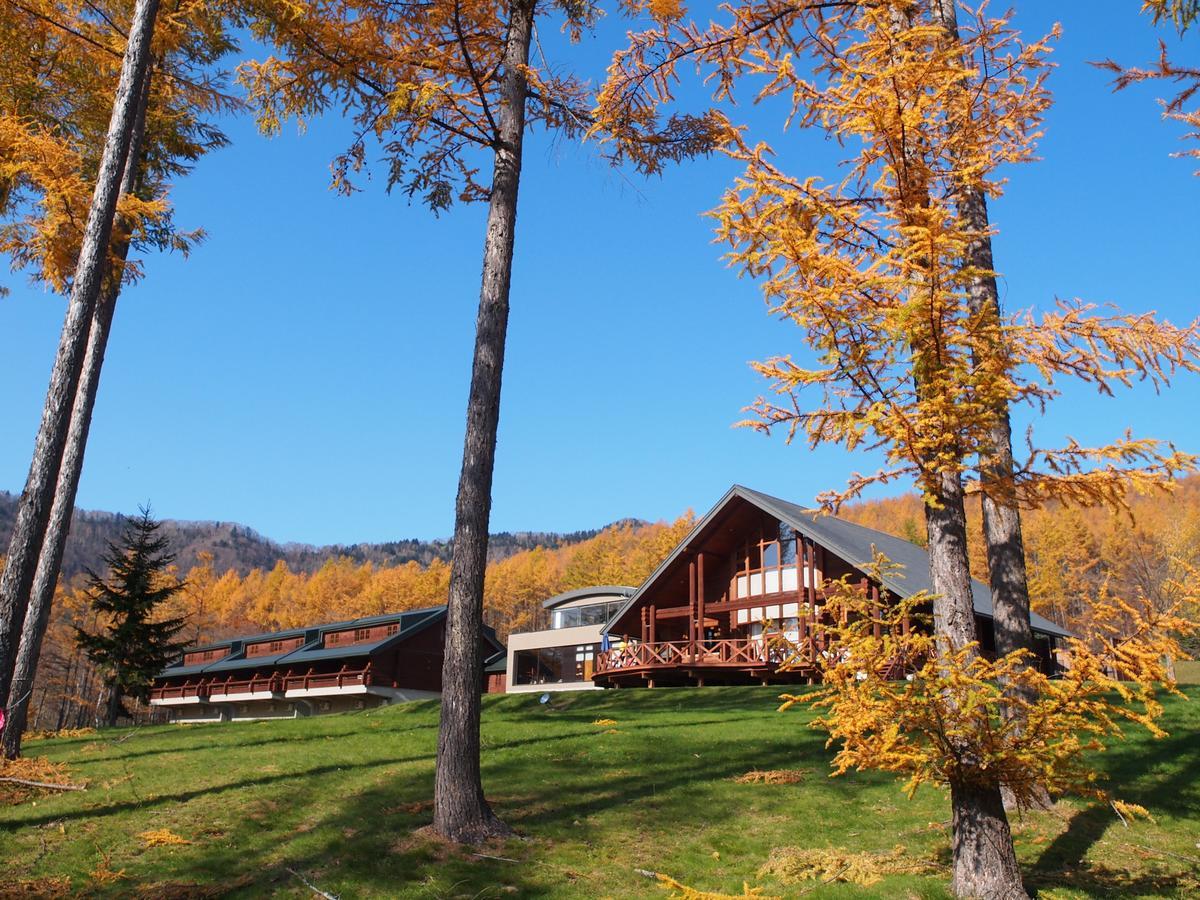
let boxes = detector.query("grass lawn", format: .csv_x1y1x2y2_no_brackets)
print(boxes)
2,686,1198,898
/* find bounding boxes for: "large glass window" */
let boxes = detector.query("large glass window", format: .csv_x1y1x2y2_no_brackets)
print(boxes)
513,644,599,685
779,524,797,565
551,601,624,629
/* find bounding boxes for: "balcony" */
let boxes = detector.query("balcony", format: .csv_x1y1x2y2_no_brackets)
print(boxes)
282,664,382,698
205,674,285,703
149,683,209,705
594,637,819,681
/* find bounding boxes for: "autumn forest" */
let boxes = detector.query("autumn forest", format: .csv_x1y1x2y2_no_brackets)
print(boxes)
2,0,1198,896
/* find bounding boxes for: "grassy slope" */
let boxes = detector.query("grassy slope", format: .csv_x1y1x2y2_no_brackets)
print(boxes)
2,686,1198,898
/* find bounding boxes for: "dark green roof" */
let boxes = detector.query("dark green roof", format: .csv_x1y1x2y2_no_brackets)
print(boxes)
157,605,504,679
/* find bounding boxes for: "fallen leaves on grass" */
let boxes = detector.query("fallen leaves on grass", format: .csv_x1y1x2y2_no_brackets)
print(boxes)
757,845,938,887
655,873,780,899
0,876,72,897
24,727,96,742
131,876,255,899
592,718,618,727
1111,799,1156,826
733,769,809,785
384,800,433,815
90,851,127,885
0,756,83,803
138,829,191,848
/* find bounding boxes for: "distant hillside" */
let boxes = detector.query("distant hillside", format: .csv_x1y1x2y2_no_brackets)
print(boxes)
0,492,635,579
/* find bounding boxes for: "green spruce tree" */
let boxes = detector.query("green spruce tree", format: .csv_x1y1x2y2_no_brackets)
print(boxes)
75,506,187,727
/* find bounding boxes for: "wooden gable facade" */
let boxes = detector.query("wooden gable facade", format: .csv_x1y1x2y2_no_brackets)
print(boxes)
594,485,1069,688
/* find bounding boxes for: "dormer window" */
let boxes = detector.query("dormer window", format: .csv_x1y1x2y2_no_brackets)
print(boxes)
385,623,399,637
354,628,371,641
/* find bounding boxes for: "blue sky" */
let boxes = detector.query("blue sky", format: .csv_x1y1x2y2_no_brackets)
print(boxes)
1,1,1196,548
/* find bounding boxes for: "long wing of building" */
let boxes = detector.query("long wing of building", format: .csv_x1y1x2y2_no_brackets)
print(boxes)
151,606,504,723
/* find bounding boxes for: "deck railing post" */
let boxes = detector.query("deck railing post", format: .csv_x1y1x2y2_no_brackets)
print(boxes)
688,558,697,662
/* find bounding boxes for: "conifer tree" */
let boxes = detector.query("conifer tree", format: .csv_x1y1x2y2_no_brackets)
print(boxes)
0,0,162,713
1097,0,1199,174
594,1,1200,894
237,0,719,843
0,0,233,757
74,506,187,728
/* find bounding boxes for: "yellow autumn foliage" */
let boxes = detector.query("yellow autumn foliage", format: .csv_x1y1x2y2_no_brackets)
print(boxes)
655,873,779,900
139,828,192,847
780,556,1198,809
757,844,937,887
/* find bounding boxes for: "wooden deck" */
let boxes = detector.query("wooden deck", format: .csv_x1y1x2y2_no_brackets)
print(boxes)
150,664,382,704
593,637,822,687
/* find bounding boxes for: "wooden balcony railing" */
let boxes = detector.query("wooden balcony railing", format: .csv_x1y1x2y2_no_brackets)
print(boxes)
206,673,284,699
153,663,380,702
150,682,209,702
595,637,818,675
282,664,375,692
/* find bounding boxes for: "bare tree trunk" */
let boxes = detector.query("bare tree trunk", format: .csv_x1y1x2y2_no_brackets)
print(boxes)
103,676,123,729
927,0,1048,812
951,778,1026,899
2,76,153,761
927,0,1035,660
0,0,161,709
925,470,979,652
431,0,534,845
926,474,1026,898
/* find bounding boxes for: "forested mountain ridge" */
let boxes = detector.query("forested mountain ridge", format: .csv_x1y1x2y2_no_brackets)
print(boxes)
0,491,636,579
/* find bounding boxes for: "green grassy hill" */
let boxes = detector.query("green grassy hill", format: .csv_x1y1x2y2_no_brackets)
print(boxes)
2,686,1198,898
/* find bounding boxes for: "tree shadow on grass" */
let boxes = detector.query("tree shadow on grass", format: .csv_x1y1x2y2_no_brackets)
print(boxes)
3,707,798,833
1027,715,1200,897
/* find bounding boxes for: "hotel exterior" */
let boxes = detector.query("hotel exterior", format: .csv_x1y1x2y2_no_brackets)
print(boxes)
150,605,504,722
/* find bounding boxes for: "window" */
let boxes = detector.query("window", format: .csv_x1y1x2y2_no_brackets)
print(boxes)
579,604,610,626
327,633,342,645
513,644,599,685
354,628,371,641
552,601,624,629
779,523,797,565
269,640,283,653
385,623,399,637
551,608,581,629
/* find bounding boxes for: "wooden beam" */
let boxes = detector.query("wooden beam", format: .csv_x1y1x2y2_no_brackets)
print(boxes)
697,551,706,649
871,583,882,639
688,559,697,658
703,594,831,616
649,605,657,644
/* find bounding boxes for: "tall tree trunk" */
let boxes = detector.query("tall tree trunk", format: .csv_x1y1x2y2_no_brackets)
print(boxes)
431,0,533,845
0,0,161,709
103,675,123,728
927,0,1035,665
950,778,1025,899
925,469,1027,899
927,0,1047,810
2,74,153,760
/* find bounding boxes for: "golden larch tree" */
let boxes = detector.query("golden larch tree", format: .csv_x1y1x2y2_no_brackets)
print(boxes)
594,1,1199,894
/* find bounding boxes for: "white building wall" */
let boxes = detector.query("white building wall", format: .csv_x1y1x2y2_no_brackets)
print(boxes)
506,623,605,693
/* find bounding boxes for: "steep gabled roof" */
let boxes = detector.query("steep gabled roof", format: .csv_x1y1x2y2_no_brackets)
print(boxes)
607,485,1070,639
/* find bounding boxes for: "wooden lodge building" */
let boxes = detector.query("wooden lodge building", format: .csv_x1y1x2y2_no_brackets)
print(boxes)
151,606,505,723
512,485,1070,691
